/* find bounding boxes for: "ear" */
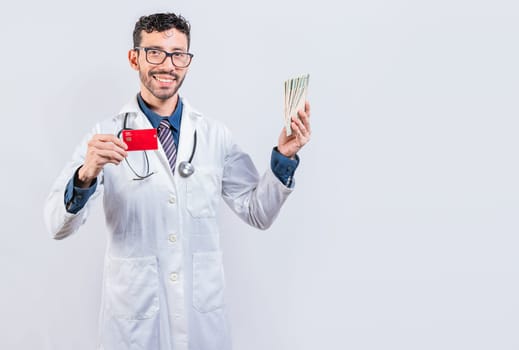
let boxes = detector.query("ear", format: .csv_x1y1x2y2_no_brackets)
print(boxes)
128,49,139,71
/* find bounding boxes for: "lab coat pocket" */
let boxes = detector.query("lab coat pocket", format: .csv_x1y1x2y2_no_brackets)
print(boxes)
186,169,221,218
193,251,225,313
106,255,159,320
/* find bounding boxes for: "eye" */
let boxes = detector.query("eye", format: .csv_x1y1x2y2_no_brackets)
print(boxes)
147,49,162,57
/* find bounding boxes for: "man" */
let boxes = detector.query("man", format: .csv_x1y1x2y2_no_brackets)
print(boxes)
44,12,311,350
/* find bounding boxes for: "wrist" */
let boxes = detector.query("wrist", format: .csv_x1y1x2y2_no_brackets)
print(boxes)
276,146,295,159
76,166,94,188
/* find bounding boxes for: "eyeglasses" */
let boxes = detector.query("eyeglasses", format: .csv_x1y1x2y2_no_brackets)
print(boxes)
134,47,194,68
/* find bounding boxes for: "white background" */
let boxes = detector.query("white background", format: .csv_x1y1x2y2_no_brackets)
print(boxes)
1,0,519,349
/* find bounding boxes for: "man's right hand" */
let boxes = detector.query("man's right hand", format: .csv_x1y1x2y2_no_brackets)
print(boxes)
76,134,128,188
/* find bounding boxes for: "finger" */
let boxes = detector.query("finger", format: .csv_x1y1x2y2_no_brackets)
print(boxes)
86,144,126,163
292,115,309,137
87,153,124,168
290,121,306,143
304,101,311,116
95,148,127,163
90,137,128,158
297,109,311,134
290,121,301,138
278,128,290,142
94,134,128,150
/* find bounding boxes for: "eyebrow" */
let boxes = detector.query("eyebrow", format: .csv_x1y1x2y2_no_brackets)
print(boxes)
145,45,186,52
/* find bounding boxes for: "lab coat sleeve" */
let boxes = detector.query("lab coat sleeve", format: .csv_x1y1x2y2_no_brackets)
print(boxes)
44,126,104,240
221,130,294,230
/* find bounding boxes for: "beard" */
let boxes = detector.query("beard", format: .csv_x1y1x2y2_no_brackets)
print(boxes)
139,68,186,100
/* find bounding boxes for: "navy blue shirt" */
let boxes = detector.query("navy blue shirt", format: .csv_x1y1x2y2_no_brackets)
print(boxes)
137,93,182,146
65,95,299,213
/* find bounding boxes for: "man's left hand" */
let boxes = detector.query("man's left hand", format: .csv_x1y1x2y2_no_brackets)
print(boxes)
277,101,311,158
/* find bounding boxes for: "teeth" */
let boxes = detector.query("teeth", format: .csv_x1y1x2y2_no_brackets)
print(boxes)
155,76,174,83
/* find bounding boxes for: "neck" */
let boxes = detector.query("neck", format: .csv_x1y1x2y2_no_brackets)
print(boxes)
140,91,179,117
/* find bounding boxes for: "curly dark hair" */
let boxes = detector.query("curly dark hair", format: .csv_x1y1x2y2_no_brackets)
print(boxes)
133,13,191,49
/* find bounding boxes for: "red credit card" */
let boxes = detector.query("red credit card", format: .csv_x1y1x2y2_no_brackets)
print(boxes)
122,129,158,151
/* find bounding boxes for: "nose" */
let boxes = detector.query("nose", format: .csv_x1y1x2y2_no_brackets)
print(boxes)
160,55,177,71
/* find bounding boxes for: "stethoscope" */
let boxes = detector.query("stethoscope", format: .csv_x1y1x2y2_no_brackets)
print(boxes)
117,113,197,180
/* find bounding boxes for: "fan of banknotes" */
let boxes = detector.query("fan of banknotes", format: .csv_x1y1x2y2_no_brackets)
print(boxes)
283,73,310,136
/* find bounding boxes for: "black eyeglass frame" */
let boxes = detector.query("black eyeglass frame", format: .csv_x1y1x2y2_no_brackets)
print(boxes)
134,47,194,68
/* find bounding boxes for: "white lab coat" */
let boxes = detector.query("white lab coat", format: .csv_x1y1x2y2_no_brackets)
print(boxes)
44,96,294,350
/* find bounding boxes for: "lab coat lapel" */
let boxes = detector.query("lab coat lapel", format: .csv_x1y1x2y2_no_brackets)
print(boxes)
176,100,200,175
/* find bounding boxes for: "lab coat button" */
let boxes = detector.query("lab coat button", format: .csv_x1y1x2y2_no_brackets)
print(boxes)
169,234,177,243
170,272,178,282
169,196,176,204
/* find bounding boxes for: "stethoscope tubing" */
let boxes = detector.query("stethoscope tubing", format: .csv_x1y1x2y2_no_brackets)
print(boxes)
119,113,197,179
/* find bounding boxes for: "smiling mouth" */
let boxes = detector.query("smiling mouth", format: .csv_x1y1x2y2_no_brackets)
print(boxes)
153,75,175,83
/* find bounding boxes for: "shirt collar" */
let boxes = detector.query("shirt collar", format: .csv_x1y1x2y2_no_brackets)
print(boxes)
137,93,183,131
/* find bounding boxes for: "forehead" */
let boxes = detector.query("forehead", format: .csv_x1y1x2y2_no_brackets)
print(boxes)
139,29,188,50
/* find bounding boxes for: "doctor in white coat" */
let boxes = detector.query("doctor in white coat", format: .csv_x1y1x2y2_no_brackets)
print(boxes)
44,12,311,350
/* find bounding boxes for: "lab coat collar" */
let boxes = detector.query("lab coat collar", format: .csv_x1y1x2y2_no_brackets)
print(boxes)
117,94,202,123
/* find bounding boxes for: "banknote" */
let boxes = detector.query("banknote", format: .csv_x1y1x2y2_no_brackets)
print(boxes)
284,74,310,136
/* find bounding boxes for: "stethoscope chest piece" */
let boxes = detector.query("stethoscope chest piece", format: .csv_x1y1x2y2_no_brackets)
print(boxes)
177,129,197,177
178,161,195,177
